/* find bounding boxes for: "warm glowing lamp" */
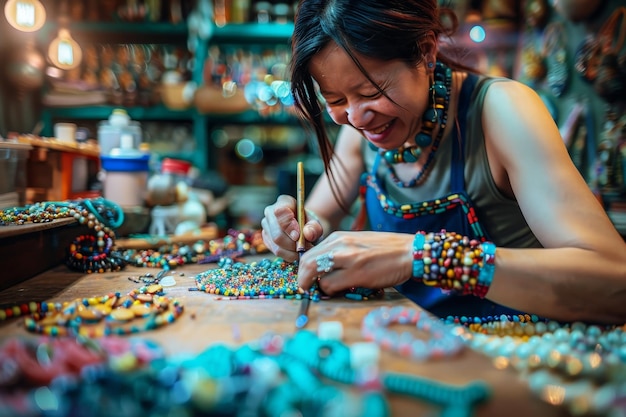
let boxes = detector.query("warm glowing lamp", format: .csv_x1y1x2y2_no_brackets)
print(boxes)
4,0,46,32
47,28,82,70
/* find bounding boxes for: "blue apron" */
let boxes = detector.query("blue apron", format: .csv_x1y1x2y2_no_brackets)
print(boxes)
361,74,525,319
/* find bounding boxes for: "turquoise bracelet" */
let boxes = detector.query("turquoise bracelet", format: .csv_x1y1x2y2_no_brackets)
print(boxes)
411,232,426,278
477,242,496,296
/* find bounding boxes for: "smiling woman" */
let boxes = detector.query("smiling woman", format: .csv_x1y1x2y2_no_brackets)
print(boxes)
259,0,626,325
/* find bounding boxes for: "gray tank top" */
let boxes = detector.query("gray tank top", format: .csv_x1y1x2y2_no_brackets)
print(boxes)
362,76,542,248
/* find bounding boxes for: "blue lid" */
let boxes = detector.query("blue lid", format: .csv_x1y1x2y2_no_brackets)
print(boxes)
101,154,150,172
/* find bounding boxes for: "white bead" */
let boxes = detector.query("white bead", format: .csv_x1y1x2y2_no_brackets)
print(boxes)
249,357,281,387
317,321,344,341
350,342,380,369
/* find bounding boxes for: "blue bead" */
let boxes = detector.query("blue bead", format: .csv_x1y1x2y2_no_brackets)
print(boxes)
432,82,447,98
415,132,432,148
403,148,419,162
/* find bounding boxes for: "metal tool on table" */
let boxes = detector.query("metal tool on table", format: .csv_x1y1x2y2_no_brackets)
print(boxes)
295,161,311,329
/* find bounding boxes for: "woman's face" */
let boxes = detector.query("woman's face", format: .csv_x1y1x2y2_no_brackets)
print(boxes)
309,41,430,150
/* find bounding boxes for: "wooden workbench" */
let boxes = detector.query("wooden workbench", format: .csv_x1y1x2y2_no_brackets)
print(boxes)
0,260,568,417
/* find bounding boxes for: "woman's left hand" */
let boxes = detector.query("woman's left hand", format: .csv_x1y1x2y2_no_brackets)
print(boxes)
296,231,415,294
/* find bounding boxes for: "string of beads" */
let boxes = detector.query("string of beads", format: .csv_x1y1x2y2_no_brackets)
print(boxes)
412,229,495,298
0,198,127,273
454,317,626,416
362,306,465,361
0,285,184,338
381,61,453,187
120,229,268,270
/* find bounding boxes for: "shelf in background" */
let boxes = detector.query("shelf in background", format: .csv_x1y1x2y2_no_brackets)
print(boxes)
42,104,196,122
212,23,293,44
41,21,189,44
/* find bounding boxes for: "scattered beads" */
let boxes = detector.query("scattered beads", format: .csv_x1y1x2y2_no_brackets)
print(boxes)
0,328,491,417
195,257,307,299
195,257,384,301
120,228,269,270
412,229,494,298
362,306,465,361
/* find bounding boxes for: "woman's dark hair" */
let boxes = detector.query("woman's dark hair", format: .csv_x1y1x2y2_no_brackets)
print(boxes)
290,0,469,212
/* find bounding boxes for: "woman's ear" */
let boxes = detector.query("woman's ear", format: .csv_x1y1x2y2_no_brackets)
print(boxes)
419,31,439,68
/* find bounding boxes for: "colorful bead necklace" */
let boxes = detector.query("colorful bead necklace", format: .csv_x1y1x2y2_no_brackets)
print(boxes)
1,285,184,338
376,61,453,187
362,306,465,361
452,315,626,416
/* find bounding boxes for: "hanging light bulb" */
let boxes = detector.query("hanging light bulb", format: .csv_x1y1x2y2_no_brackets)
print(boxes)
48,28,82,70
4,0,46,32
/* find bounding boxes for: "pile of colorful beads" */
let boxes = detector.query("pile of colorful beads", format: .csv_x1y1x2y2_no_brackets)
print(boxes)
195,257,309,299
195,257,385,301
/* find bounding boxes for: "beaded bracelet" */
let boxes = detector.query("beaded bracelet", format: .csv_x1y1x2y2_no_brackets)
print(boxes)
362,306,465,361
411,229,495,298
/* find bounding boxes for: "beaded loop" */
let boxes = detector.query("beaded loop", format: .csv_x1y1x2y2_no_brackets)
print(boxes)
362,306,465,361
411,229,495,298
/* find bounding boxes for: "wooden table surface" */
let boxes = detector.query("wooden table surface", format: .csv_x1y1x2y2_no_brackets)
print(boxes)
0,260,569,417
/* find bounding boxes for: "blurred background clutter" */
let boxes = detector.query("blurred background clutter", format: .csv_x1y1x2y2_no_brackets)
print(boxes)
0,0,624,236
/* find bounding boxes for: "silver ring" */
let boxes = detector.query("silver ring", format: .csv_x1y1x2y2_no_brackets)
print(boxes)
316,251,335,273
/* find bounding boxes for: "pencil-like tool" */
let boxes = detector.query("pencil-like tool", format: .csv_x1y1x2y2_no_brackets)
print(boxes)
295,161,310,329
296,161,306,255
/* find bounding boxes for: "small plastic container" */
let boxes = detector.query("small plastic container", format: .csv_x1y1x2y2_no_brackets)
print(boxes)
97,109,142,155
101,135,150,207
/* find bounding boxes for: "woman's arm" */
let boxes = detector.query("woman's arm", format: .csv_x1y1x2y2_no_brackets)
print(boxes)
482,80,626,323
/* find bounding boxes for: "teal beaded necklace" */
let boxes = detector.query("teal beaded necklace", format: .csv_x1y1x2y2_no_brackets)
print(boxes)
369,61,453,188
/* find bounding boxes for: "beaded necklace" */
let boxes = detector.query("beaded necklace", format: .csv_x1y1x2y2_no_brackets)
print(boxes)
451,315,626,416
0,198,127,273
0,285,184,338
374,61,453,188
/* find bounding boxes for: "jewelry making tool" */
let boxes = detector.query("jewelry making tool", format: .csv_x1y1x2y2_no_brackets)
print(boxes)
295,161,310,329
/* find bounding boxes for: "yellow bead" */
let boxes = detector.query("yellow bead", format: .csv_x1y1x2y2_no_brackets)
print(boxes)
12,306,21,317
29,302,38,313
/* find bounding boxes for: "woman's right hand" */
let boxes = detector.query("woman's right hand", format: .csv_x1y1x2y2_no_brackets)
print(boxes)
260,194,324,262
